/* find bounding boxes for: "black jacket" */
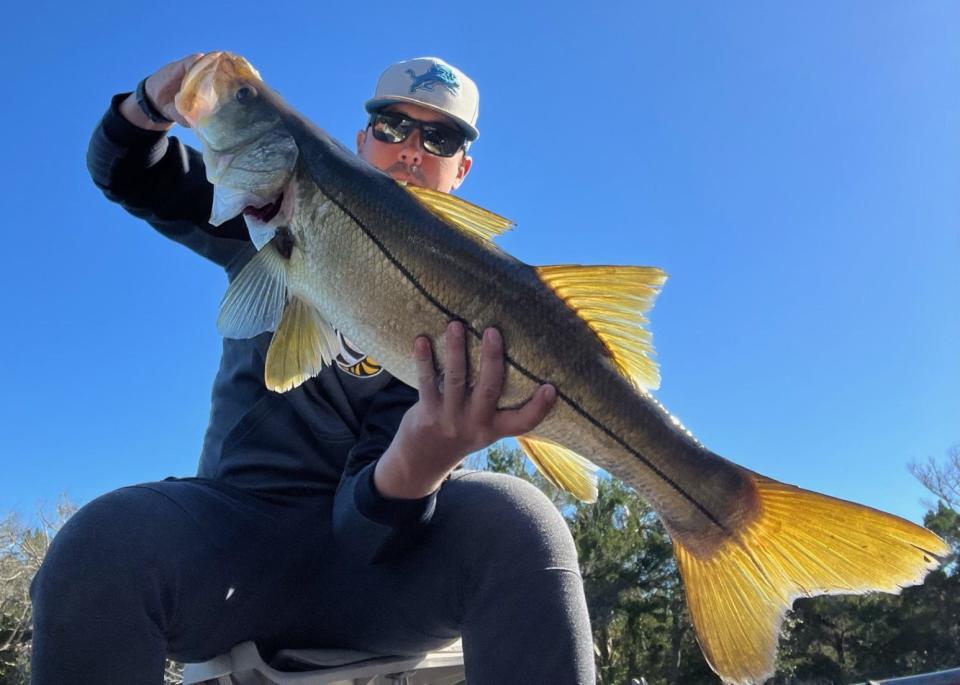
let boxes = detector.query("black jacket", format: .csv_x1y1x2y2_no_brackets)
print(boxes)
87,93,436,562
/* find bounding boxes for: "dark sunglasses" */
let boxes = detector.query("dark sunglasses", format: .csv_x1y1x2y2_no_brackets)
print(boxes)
368,111,466,158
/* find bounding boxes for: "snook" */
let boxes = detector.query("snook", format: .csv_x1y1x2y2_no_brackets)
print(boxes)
176,53,949,685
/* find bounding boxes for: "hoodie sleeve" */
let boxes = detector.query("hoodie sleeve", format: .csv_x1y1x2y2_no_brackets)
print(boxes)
333,378,440,563
87,93,250,267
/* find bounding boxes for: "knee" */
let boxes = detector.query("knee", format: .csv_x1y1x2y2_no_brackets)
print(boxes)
31,487,175,611
442,471,579,571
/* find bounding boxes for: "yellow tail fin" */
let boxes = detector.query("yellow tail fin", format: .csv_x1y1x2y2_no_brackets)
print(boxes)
674,475,950,685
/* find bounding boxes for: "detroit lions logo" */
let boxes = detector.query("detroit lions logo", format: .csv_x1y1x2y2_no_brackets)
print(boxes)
406,64,460,96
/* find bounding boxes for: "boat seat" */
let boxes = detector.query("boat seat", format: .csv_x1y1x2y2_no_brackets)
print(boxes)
181,639,465,685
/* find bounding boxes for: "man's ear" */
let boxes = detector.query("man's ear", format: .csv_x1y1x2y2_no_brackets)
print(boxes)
356,129,366,154
452,154,473,190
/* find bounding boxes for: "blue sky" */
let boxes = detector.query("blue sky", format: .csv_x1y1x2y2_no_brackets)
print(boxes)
0,2,956,527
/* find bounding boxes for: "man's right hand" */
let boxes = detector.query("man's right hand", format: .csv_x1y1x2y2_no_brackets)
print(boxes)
119,53,205,131
374,321,557,500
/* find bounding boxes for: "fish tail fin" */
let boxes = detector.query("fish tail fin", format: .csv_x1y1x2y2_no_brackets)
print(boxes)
673,473,950,685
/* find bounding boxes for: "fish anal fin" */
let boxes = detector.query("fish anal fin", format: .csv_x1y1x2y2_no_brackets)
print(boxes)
674,474,951,685
536,265,667,391
402,183,513,244
264,295,340,392
516,436,599,503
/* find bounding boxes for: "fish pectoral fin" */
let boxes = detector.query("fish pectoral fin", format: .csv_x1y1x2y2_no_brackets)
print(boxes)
401,183,514,244
217,242,288,338
536,265,667,391
516,436,599,503
264,295,340,392
674,474,951,685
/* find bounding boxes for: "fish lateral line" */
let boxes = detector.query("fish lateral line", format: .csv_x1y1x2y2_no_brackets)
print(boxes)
313,186,728,535
517,364,730,536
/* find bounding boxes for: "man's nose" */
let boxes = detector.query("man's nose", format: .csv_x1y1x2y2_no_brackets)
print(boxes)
399,129,423,165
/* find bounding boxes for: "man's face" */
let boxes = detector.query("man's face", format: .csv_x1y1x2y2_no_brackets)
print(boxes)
356,102,472,193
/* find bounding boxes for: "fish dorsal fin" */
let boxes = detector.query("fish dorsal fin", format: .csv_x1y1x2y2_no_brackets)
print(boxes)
536,265,667,391
218,243,289,338
401,183,514,244
264,295,341,392
517,436,599,503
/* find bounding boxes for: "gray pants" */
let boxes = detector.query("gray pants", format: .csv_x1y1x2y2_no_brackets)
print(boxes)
30,471,595,684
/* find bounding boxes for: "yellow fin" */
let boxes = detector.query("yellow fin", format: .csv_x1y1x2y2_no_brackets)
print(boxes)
264,296,340,392
402,183,513,244
517,436,599,503
536,265,667,390
674,475,951,685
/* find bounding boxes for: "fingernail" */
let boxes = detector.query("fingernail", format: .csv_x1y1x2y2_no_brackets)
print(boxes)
543,384,556,402
484,328,500,345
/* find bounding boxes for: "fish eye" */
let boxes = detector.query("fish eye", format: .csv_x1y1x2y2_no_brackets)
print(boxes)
235,85,257,103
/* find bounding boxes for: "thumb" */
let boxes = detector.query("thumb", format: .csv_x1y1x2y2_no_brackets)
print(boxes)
161,53,207,127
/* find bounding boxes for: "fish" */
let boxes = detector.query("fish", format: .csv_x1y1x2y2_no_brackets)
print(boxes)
175,52,950,685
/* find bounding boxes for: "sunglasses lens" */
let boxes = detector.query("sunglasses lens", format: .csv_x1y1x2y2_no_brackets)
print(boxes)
421,124,464,157
371,114,409,144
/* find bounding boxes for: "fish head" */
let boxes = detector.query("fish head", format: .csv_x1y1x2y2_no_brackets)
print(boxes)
175,52,299,234
176,51,272,150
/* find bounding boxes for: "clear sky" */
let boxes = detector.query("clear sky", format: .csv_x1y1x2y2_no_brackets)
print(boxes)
0,2,956,527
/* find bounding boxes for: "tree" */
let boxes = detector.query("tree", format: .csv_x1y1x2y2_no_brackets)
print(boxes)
0,500,74,685
909,443,960,512
0,500,183,685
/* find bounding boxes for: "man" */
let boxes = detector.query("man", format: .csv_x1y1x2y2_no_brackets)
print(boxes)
31,54,595,684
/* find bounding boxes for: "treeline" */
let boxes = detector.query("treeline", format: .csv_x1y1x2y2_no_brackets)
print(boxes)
1,447,957,684
478,444,960,684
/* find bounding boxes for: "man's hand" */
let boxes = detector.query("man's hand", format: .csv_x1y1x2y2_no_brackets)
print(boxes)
374,321,557,500
119,53,205,131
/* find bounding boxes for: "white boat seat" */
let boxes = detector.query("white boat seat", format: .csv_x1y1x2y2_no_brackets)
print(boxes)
181,638,465,685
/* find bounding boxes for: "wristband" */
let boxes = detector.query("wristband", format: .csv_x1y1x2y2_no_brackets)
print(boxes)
135,77,173,124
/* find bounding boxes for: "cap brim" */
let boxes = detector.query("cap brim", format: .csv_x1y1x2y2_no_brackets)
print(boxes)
365,96,479,141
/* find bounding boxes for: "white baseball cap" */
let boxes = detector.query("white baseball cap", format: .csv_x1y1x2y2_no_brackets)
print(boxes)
365,57,480,141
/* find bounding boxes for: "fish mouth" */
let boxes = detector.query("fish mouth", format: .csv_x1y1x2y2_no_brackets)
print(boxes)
177,51,263,128
242,193,284,223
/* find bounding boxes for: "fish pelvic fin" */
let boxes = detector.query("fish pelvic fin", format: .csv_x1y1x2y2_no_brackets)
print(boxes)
516,436,599,503
401,183,513,244
673,474,950,685
536,265,667,391
218,243,288,339
264,295,340,392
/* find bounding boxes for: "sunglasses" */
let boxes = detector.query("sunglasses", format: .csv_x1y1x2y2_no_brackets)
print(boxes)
368,111,466,158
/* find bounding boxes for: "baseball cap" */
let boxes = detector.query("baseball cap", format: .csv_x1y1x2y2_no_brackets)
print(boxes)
365,57,480,142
